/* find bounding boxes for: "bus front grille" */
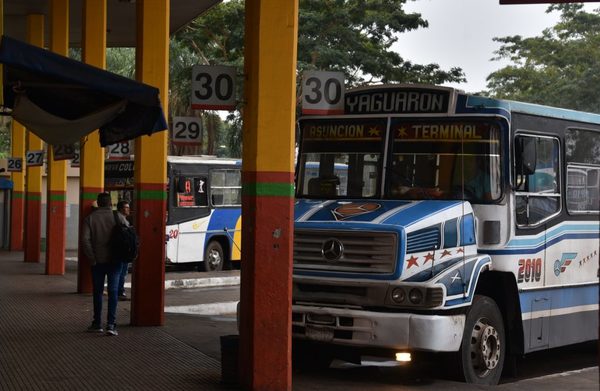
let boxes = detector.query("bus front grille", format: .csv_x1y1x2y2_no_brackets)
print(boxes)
294,229,397,274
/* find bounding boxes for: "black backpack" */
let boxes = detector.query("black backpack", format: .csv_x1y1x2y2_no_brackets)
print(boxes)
110,211,139,263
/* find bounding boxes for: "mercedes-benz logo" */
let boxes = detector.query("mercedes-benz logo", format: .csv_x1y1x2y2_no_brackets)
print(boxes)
321,238,344,262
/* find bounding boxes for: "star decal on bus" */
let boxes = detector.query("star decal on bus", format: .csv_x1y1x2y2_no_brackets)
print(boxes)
331,202,381,221
368,127,380,137
441,249,452,258
406,255,419,269
423,252,434,264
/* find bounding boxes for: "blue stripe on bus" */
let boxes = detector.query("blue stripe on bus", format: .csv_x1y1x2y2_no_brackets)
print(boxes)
206,208,241,242
506,223,599,248
519,285,599,312
484,232,599,255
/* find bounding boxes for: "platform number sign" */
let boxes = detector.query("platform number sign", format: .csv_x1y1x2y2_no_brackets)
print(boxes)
191,65,237,111
26,150,44,167
107,141,133,160
71,150,80,167
172,117,202,145
7,157,23,172
301,71,345,115
52,144,77,161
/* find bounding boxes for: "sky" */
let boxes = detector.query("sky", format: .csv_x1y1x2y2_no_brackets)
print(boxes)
394,0,598,93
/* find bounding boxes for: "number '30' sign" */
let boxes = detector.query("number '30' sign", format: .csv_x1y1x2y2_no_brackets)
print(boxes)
301,71,345,115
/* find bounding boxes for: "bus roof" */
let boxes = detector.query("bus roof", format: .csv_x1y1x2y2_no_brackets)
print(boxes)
166,155,241,166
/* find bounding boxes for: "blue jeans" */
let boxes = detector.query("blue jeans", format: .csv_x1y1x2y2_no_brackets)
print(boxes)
91,262,120,326
117,261,129,296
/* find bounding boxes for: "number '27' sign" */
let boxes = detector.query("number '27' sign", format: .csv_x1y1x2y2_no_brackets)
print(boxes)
26,150,44,167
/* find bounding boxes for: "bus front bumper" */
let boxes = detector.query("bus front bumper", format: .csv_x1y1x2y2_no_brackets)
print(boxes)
292,305,465,352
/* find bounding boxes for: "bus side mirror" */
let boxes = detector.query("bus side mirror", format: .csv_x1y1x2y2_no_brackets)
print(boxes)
515,137,537,176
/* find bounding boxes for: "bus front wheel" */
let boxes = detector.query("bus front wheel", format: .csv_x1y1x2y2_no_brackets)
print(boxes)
459,295,505,385
203,241,224,272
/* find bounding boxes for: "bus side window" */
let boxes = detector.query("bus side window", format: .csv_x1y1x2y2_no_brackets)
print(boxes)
515,135,560,226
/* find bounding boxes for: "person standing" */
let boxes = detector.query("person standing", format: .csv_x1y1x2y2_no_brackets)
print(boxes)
81,192,120,336
115,200,132,301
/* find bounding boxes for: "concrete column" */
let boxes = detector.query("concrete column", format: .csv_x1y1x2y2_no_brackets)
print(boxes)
239,1,298,390
23,14,45,263
45,0,69,275
77,0,106,293
131,0,169,326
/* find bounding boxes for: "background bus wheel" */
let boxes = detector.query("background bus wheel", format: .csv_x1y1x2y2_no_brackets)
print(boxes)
203,241,224,272
459,295,505,385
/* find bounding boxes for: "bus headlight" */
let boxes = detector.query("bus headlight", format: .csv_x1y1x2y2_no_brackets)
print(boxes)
408,288,423,305
391,288,406,304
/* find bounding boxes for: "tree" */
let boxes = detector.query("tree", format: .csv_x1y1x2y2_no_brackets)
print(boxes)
486,4,600,113
174,0,466,155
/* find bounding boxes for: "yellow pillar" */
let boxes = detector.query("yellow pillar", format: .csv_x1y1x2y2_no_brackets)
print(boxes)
9,120,25,251
239,1,298,390
23,14,45,263
45,0,69,275
131,0,168,326
77,0,106,293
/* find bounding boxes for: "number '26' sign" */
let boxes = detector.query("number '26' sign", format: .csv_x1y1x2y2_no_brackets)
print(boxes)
301,71,345,115
7,157,23,172
191,65,236,111
172,117,202,145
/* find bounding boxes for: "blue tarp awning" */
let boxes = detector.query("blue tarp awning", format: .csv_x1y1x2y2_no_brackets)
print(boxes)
0,36,167,147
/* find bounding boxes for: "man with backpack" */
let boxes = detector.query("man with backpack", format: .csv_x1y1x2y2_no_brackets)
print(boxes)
81,192,121,336
115,200,133,301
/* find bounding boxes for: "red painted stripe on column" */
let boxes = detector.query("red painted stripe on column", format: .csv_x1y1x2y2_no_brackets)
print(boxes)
131,197,166,326
77,187,104,294
24,195,42,263
239,195,294,387
45,196,66,275
10,194,24,251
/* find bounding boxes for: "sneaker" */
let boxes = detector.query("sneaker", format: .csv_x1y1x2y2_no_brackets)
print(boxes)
106,324,118,336
87,323,104,333
118,294,130,301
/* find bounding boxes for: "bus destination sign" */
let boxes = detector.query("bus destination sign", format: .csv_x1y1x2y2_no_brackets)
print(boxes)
344,87,451,115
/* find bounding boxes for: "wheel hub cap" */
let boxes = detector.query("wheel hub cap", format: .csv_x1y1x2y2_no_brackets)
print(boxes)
479,324,500,370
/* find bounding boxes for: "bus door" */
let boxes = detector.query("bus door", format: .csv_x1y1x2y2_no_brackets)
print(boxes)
514,134,561,350
171,174,210,263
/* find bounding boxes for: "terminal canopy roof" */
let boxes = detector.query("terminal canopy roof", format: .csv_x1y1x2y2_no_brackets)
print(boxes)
0,36,167,147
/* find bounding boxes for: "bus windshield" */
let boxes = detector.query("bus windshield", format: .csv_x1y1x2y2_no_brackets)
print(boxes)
387,118,502,202
297,117,503,202
297,118,386,198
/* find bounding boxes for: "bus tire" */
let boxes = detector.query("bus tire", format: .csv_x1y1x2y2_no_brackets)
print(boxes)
203,241,224,272
459,295,505,385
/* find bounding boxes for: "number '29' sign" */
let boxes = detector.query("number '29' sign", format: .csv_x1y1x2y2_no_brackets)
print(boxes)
172,117,202,145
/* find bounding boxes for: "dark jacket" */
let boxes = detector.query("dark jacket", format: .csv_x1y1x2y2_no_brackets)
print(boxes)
81,207,118,265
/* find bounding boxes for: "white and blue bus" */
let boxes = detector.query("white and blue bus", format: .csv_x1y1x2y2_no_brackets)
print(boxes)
105,156,242,271
291,84,599,384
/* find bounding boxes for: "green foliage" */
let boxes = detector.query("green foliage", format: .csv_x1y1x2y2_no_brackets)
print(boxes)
297,0,464,85
486,4,600,113
0,117,11,158
172,0,466,156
